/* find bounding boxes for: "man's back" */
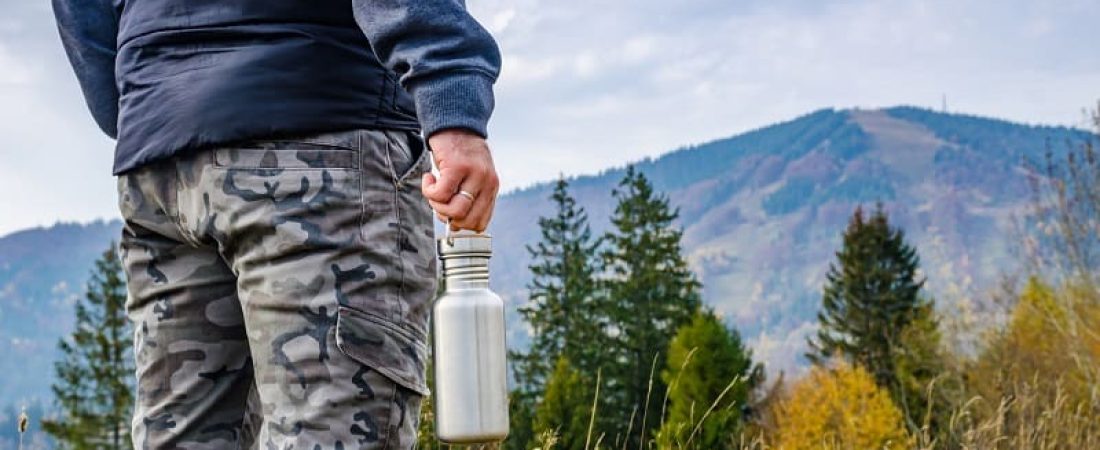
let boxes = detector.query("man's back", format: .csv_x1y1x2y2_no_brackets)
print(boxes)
113,0,418,172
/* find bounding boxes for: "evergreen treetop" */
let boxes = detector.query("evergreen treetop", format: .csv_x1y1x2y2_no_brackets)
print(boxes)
808,204,926,381
43,243,133,450
806,204,936,432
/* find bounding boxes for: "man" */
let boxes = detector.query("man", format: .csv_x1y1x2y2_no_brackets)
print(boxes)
52,0,501,448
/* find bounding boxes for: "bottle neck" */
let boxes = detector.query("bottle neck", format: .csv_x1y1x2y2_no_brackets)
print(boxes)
441,255,490,290
446,278,490,290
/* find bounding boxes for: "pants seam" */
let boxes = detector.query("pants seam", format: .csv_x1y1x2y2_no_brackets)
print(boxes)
384,132,410,324
358,130,368,247
172,160,200,247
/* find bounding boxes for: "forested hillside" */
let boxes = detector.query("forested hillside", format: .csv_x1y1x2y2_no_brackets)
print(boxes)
0,220,121,404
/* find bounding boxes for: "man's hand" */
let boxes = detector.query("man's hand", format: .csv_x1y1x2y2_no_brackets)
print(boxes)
422,129,500,232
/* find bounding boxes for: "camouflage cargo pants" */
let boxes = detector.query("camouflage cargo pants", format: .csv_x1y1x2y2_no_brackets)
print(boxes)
117,129,436,449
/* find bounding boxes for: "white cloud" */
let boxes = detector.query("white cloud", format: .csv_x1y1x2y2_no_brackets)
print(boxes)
487,8,517,34
751,320,817,377
498,54,562,86
0,2,117,235
0,45,32,84
477,0,1100,195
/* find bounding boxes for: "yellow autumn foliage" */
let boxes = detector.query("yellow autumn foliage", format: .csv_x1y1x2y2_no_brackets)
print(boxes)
772,363,913,450
963,278,1100,443
974,279,1099,397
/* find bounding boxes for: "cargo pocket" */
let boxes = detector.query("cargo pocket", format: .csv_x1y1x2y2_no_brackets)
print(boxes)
335,305,431,397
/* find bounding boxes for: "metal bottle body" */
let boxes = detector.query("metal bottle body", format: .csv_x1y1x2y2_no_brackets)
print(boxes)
433,234,509,443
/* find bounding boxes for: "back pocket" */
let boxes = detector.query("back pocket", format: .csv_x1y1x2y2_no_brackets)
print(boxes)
214,138,360,170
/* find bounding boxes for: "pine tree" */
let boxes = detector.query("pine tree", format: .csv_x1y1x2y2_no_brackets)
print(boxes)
806,205,929,429
43,243,133,449
533,358,595,450
657,310,763,450
601,166,701,448
514,176,602,391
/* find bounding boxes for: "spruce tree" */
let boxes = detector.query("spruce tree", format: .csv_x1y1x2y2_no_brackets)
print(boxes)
657,310,763,450
601,166,701,448
43,243,133,449
806,205,929,428
514,176,602,392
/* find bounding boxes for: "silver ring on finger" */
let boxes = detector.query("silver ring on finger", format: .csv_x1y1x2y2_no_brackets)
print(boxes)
457,190,476,202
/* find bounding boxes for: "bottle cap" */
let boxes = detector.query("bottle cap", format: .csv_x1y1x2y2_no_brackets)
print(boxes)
438,230,492,258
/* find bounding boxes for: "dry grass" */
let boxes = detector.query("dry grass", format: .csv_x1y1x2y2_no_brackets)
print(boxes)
943,383,1100,449
522,367,1099,450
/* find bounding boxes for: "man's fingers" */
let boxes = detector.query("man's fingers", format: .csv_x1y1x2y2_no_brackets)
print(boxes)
428,192,475,221
422,168,466,203
454,192,494,232
475,185,499,231
422,172,436,192
421,130,499,230
474,195,497,232
423,167,494,228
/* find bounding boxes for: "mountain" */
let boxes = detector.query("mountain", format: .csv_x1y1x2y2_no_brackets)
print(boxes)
487,106,1091,373
0,107,1091,404
0,220,122,404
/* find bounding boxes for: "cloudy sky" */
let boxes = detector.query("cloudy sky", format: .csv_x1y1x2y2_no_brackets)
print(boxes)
0,0,1097,235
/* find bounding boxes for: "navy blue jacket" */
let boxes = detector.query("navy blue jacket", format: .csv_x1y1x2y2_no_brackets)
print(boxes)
52,0,501,174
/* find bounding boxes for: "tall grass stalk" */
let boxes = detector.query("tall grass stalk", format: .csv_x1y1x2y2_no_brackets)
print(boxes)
660,347,700,425
584,368,601,450
619,407,635,450
683,375,743,448
637,353,659,448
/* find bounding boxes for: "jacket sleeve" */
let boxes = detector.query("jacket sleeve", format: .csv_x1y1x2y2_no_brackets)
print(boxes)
352,0,502,139
51,0,120,138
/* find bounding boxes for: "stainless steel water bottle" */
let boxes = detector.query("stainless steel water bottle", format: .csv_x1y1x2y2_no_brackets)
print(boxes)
433,231,509,443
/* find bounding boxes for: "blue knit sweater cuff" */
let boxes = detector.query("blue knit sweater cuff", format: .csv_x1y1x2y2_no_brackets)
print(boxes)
411,71,496,139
